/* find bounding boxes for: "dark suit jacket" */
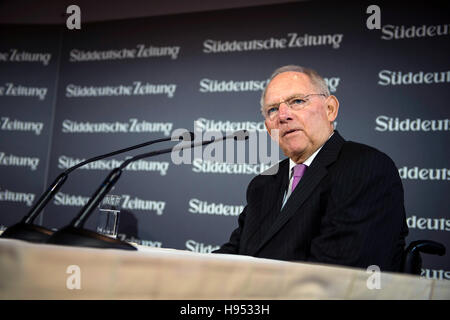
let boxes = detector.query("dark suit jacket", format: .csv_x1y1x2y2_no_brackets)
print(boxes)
214,131,409,272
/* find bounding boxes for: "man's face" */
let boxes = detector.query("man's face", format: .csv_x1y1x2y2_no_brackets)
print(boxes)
263,71,337,162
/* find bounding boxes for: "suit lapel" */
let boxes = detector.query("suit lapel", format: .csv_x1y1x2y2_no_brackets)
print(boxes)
250,131,346,256
240,159,289,248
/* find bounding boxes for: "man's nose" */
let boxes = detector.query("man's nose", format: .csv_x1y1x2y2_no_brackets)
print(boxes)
278,102,292,121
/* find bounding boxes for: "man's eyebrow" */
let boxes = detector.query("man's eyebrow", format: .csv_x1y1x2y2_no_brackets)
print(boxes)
265,93,306,108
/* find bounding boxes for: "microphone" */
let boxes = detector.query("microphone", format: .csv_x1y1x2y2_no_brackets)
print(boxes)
0,131,194,243
46,130,249,250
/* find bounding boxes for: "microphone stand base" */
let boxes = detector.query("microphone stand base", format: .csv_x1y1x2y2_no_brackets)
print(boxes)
0,222,53,243
46,226,137,251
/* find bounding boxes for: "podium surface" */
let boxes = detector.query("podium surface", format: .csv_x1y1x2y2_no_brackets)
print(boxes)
0,238,448,299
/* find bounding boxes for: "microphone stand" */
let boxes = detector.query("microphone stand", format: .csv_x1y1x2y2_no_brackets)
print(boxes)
1,135,184,243
46,130,249,250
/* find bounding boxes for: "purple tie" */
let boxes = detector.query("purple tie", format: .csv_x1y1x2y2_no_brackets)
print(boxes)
292,164,307,192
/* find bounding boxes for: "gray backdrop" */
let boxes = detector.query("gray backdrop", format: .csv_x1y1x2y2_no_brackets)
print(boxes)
0,1,449,280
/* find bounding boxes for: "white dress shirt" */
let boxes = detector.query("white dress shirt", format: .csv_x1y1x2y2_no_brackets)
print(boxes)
281,132,334,209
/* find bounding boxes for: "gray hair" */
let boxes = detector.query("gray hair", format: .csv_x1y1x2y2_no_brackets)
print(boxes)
260,65,330,113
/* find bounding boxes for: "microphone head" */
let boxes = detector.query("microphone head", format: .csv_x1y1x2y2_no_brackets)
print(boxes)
233,130,249,141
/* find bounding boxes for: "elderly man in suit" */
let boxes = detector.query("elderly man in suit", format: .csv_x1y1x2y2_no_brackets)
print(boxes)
214,65,409,272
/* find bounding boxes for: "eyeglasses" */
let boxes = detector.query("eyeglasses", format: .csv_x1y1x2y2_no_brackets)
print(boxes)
263,93,326,120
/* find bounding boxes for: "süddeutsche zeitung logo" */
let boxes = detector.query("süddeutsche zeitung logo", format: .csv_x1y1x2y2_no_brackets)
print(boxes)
1,117,44,135
62,118,173,136
0,83,48,100
0,49,52,65
120,236,162,248
53,192,89,207
69,44,180,61
375,116,449,132
194,118,265,132
421,269,450,281
0,187,35,207
188,198,244,216
171,127,280,175
185,239,220,253
121,194,165,215
0,152,40,171
381,23,450,40
199,79,269,93
203,32,344,53
324,77,340,93
399,167,450,181
199,77,340,93
58,155,169,175
378,70,450,86
407,215,450,232
192,159,271,175
53,192,165,215
65,81,176,98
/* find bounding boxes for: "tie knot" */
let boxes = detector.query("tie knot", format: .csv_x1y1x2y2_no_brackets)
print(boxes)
292,164,307,178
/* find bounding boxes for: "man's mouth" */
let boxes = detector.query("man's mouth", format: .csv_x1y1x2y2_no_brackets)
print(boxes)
282,128,301,137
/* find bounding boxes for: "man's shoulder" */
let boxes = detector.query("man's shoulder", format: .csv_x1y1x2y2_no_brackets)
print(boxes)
338,139,398,170
342,140,391,158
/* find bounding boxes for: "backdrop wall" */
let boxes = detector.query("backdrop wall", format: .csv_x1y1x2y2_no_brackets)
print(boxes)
1,1,449,280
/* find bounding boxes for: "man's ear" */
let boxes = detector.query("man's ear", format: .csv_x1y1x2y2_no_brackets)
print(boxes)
325,95,339,122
